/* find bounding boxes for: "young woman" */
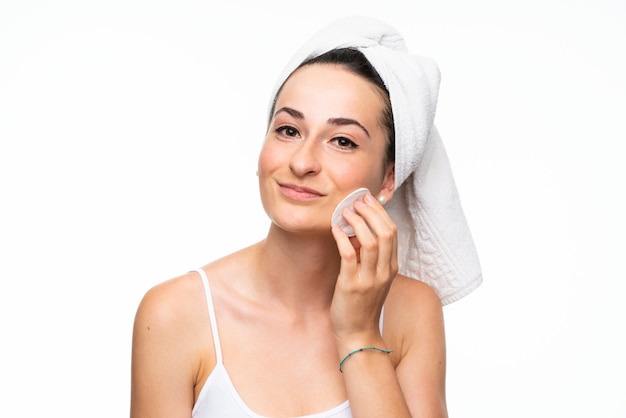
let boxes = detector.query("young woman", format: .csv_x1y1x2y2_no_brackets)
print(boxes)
131,17,481,418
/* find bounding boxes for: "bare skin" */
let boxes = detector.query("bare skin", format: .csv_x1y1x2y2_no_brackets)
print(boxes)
131,64,448,418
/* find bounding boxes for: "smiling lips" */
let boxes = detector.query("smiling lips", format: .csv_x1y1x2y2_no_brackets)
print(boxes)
279,183,325,201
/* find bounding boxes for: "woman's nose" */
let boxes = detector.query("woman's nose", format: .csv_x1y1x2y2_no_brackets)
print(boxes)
289,138,321,177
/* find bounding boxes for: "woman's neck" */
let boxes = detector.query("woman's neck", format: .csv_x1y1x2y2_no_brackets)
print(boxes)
251,224,342,312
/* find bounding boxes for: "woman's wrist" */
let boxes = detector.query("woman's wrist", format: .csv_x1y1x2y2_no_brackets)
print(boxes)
339,345,392,373
336,334,387,359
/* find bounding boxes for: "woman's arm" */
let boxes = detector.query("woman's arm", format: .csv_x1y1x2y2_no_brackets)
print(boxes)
331,194,447,417
130,277,202,418
331,194,411,417
390,278,448,418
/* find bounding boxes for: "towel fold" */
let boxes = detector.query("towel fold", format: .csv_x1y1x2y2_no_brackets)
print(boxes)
268,16,482,305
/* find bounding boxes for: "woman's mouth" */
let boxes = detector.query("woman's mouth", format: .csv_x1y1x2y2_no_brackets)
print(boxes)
279,183,324,201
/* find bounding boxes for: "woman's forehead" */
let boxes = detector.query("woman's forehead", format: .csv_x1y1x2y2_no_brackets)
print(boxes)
274,64,386,119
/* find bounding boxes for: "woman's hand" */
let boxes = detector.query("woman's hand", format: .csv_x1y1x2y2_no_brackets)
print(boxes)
330,193,398,354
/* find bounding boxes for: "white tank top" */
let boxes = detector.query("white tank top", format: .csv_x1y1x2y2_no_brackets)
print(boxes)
191,269,353,418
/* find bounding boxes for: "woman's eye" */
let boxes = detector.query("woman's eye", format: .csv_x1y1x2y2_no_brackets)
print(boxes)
332,136,358,149
276,126,300,138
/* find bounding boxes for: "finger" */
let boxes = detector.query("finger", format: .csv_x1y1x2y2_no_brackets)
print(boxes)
352,196,398,279
343,202,379,279
355,194,395,233
331,223,359,280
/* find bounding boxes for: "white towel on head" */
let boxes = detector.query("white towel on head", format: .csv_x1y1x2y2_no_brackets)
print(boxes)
268,16,482,305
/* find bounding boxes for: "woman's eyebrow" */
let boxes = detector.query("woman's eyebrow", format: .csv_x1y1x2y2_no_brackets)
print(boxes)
274,107,370,138
328,117,370,138
274,106,304,119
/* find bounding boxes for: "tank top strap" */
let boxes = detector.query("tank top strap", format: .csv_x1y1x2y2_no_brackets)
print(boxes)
194,268,223,364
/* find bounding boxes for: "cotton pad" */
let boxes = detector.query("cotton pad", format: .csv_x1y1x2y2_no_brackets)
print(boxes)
331,187,370,237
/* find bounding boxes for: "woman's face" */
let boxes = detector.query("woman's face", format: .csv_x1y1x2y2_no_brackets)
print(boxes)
258,63,394,236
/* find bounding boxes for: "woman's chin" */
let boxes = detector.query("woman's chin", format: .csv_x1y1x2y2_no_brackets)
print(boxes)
269,219,333,238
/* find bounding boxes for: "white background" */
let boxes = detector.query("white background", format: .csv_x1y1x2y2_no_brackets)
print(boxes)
1,0,625,416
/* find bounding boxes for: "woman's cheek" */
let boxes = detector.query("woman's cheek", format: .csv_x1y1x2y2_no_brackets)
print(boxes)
257,141,277,177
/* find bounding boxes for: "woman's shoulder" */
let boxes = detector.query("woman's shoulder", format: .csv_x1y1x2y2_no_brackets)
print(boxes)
134,244,257,329
388,274,442,311
385,274,444,348
134,271,206,333
131,270,221,407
